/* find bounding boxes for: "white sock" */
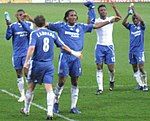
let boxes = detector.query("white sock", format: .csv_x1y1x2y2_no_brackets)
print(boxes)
24,90,34,113
17,77,25,97
71,85,79,109
140,72,147,86
47,90,55,116
53,84,64,103
96,70,103,91
109,71,115,82
134,71,144,87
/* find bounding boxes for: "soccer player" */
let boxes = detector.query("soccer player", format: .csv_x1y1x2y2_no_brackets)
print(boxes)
84,2,121,95
47,9,120,114
122,7,148,91
20,15,82,120
5,9,33,102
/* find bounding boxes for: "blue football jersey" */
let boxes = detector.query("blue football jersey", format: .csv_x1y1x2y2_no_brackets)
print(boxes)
29,28,64,62
48,22,93,52
6,21,33,57
127,23,145,52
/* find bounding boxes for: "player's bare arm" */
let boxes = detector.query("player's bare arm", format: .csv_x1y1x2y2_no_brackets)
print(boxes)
62,45,82,59
110,1,122,18
23,13,35,23
23,46,35,75
122,14,130,28
93,16,121,29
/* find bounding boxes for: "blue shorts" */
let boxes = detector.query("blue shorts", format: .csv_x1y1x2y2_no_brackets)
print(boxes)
129,51,145,64
12,56,26,70
58,53,82,77
95,45,115,64
27,61,54,84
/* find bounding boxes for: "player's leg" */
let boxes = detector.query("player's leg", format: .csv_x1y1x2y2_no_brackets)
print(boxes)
13,56,26,102
137,52,148,91
107,64,115,91
41,64,55,119
53,76,66,114
69,58,81,114
96,63,103,94
53,53,68,113
70,76,81,114
106,45,115,91
21,82,35,115
131,52,144,89
95,45,104,94
139,64,148,88
132,64,144,89
45,83,54,120
16,69,26,102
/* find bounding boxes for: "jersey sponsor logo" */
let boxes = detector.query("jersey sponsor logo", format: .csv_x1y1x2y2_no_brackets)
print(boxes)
15,31,28,37
131,30,141,37
65,31,79,38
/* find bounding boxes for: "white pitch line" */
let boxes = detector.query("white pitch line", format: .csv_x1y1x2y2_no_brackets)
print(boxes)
0,89,76,121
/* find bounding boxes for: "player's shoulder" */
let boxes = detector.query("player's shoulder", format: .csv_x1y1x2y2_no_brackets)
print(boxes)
32,28,57,37
10,22,18,27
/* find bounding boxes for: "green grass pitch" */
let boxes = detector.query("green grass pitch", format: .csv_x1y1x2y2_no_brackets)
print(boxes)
0,3,150,121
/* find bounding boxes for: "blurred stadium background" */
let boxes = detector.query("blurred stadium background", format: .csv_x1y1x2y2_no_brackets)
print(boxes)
0,0,150,3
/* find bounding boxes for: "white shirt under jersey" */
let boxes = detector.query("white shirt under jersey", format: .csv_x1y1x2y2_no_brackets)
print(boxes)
95,16,114,46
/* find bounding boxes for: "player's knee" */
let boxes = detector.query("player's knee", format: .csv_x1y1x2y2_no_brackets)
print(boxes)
58,82,65,87
71,81,78,87
97,64,102,70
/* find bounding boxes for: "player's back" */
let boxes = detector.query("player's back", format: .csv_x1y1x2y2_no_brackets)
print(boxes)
30,28,59,62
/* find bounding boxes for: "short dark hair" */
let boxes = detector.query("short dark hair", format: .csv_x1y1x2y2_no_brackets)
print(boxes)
34,15,45,27
17,9,25,13
132,14,137,20
98,4,106,11
63,9,78,22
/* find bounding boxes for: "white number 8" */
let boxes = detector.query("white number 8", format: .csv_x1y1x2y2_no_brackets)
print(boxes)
43,37,49,52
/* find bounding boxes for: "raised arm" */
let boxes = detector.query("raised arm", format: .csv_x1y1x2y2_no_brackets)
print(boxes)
84,1,96,24
23,13,35,23
122,13,130,28
6,25,12,40
111,2,122,18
